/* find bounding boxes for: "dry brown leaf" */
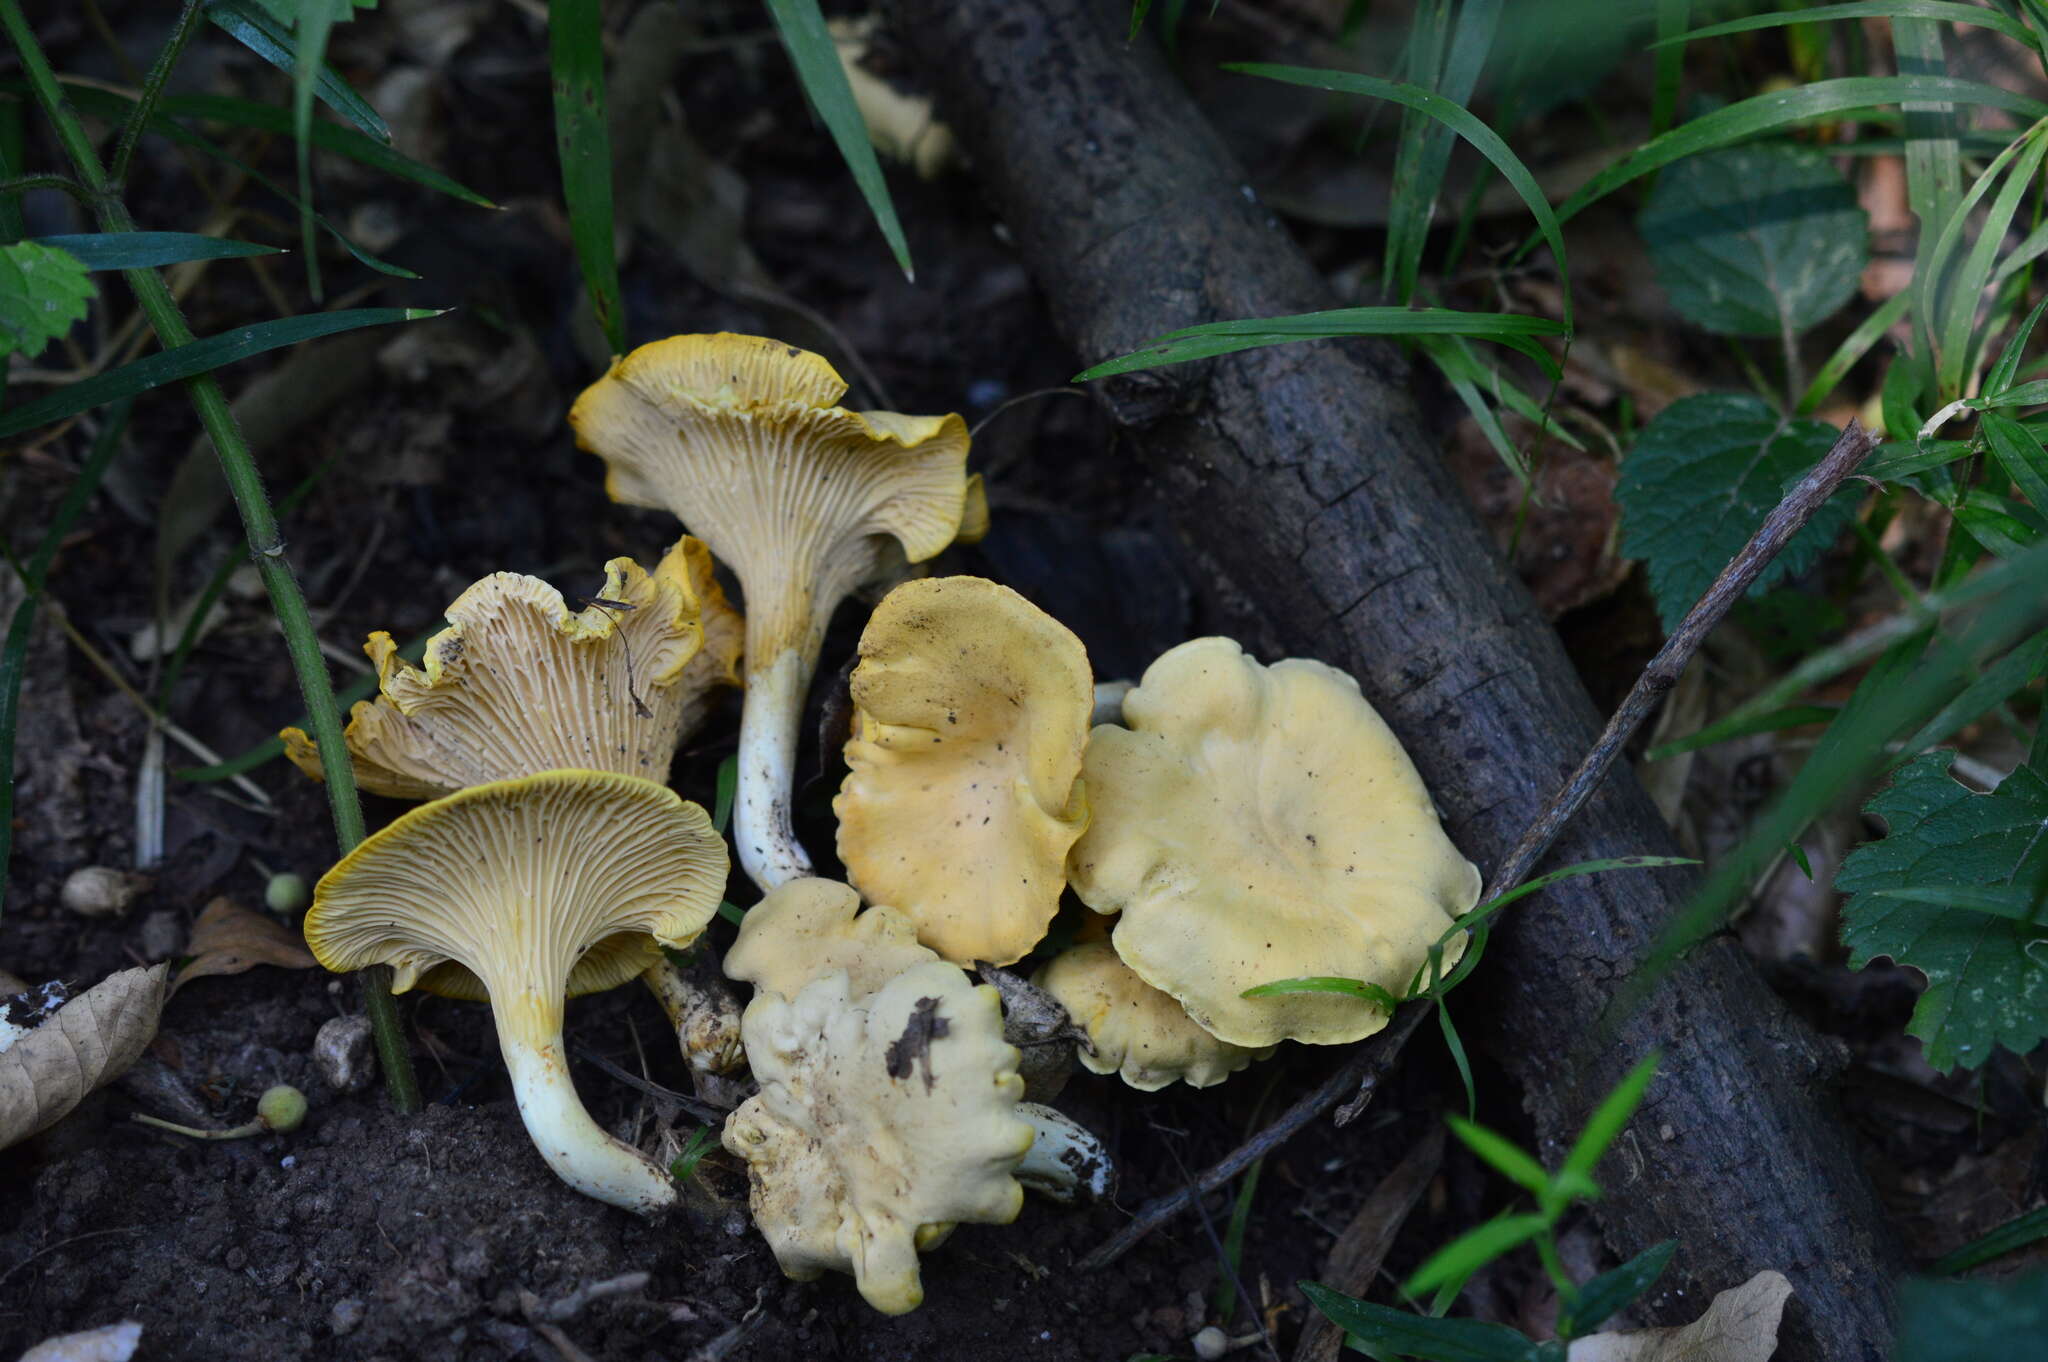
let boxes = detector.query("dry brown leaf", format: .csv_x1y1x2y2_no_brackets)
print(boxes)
0,965,168,1151
1568,1271,1793,1362
171,896,317,996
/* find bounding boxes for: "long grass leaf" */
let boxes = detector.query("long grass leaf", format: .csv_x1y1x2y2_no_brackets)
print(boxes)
1423,332,1586,450
1896,17,1961,371
1798,289,1915,416
1652,0,1689,137
1656,3,2040,52
1386,0,1451,305
549,0,626,355
1531,77,2047,250
1984,295,2048,398
1230,63,1572,328
1931,1206,2048,1275
0,399,131,921
29,231,281,270
0,307,440,439
1938,124,2048,394
202,0,391,141
766,0,913,279
157,93,495,207
1075,306,1565,382
292,0,338,300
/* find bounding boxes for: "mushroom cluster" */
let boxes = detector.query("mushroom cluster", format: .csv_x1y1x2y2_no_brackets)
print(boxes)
291,332,1479,1316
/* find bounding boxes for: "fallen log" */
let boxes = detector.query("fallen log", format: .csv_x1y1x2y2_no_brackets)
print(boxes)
883,2,1902,1356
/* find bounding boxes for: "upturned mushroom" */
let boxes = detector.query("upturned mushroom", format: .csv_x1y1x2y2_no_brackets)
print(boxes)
569,333,972,891
1068,638,1481,1048
282,540,735,798
721,960,1033,1313
722,876,938,1000
835,576,1092,965
306,770,727,1212
1035,939,1274,1091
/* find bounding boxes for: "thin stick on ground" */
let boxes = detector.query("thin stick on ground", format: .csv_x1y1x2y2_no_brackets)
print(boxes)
1078,420,1878,1271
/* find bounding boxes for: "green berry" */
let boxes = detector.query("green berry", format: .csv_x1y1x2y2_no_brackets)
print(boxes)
265,872,310,915
256,1084,308,1133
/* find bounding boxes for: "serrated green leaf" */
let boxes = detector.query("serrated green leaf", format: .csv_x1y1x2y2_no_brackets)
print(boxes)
1301,1283,1541,1362
1639,143,1866,338
1894,1274,2048,1359
0,241,93,360
1617,394,1862,630
1837,753,2048,1069
1564,1240,1676,1337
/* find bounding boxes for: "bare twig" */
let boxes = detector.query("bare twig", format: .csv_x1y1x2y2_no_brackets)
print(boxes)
1077,421,1878,1271
523,1272,650,1323
569,1043,729,1124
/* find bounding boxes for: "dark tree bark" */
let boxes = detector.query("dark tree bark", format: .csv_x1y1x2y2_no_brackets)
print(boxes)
883,2,1901,1357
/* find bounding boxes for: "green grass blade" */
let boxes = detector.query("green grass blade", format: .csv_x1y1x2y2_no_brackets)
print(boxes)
1405,1213,1552,1297
1896,17,1961,369
1654,3,2040,52
1422,333,1586,450
766,0,913,279
1453,857,1697,941
1230,63,1571,328
1447,1115,1551,1198
1644,703,1841,761
157,93,495,207
1530,77,2048,252
292,0,338,300
1386,0,1452,306
1441,1001,1478,1120
1239,976,1402,1009
549,0,626,355
0,398,131,922
0,306,440,439
1984,296,2048,398
1214,1157,1263,1322
29,231,281,269
713,752,738,834
1075,307,1566,382
1931,1206,2048,1275
1560,1051,1659,1185
37,82,426,275
1797,289,1915,416
202,0,392,142
1652,1,1688,137
1937,125,2048,395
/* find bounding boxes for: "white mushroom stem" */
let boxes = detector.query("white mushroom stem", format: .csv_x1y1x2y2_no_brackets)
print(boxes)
1014,1102,1114,1204
496,1000,677,1214
736,646,816,891
640,960,743,1076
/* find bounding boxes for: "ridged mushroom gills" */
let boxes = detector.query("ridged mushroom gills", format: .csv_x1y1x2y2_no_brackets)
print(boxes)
569,333,972,892
305,770,727,1213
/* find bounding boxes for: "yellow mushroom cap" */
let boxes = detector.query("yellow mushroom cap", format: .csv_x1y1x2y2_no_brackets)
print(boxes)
568,333,971,891
722,877,937,1000
835,577,1091,966
305,770,727,1001
283,541,727,799
1067,638,1481,1049
1034,940,1274,1091
721,960,1033,1314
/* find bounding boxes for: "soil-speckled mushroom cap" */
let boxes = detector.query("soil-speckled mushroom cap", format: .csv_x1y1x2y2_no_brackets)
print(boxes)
721,960,1033,1314
1067,638,1481,1049
1035,940,1274,1091
722,877,938,1000
282,542,728,799
835,577,1091,966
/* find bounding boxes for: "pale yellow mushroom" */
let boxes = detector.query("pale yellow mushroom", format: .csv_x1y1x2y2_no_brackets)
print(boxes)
835,577,1090,966
722,877,938,1001
306,771,727,1213
282,540,730,797
570,334,971,892
1035,940,1273,1091
721,960,1033,1313
1067,638,1481,1049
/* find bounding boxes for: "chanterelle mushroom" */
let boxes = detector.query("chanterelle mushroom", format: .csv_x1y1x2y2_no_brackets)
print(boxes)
722,960,1033,1313
282,541,733,798
1068,638,1481,1048
306,770,727,1212
835,577,1091,965
722,877,937,1000
569,333,971,891
1035,939,1274,1091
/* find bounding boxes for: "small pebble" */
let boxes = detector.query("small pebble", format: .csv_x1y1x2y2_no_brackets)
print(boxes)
329,1299,366,1336
314,1016,377,1095
1192,1326,1229,1361
138,910,182,961
60,867,150,918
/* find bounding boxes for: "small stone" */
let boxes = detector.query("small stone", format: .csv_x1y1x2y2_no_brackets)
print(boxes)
137,910,182,960
60,867,150,918
329,1299,366,1336
314,1015,377,1095
1192,1326,1229,1361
